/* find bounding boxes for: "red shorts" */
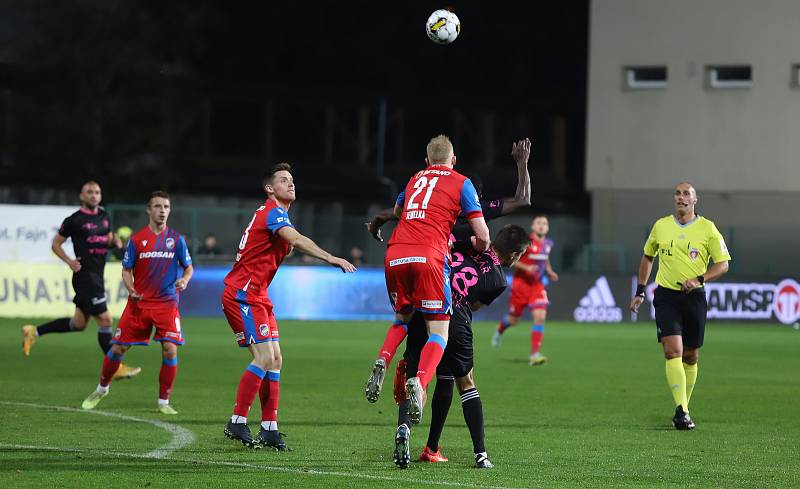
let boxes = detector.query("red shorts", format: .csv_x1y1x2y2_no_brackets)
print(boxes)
508,279,549,317
221,286,279,347
385,244,451,320
113,300,184,346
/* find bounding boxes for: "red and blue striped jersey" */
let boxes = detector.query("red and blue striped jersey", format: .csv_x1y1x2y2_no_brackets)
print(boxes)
223,199,294,302
389,165,483,255
122,226,192,307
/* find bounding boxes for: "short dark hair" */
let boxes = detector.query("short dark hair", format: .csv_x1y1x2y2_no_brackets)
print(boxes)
493,224,530,257
148,190,170,206
533,213,548,220
262,162,292,188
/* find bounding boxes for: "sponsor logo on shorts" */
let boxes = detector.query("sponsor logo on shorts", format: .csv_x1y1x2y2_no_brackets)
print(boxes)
165,331,181,339
574,276,622,323
114,328,122,338
91,296,107,305
166,237,175,250
235,332,245,342
421,300,443,309
389,256,427,267
259,323,270,337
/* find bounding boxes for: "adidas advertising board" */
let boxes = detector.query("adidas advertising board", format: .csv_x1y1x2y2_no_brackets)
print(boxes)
573,276,623,322
636,277,800,325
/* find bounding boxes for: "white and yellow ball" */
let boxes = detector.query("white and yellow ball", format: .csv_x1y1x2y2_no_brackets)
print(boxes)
426,9,460,45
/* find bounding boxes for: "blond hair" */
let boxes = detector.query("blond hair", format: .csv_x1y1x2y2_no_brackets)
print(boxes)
426,134,454,165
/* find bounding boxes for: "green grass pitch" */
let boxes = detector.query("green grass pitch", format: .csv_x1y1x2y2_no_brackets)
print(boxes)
1,317,798,488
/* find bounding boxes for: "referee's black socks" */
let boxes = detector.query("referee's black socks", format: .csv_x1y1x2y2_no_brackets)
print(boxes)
460,388,486,455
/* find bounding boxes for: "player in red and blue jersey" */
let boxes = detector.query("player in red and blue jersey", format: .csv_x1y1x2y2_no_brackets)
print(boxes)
222,162,356,450
81,191,193,414
493,214,559,365
371,135,491,426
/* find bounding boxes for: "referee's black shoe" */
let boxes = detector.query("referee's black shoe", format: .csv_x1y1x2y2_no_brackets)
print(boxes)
224,421,260,448
672,406,695,430
257,428,292,451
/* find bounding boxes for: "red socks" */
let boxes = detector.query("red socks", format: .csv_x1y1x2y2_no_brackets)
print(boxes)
259,370,281,422
531,324,544,355
416,334,447,388
99,350,123,387
377,320,408,365
159,357,178,400
233,364,266,417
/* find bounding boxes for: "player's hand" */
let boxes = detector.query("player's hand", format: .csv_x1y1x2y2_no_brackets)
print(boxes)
128,288,143,300
365,220,383,242
680,278,701,293
511,138,531,167
630,295,644,313
329,256,357,273
548,271,559,282
175,278,188,291
68,258,82,272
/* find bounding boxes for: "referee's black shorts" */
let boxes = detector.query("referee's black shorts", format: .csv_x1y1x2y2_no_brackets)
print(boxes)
403,307,474,379
653,286,707,348
72,272,108,316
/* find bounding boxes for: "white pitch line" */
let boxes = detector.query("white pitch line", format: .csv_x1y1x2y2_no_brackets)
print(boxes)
0,401,195,459
0,403,530,489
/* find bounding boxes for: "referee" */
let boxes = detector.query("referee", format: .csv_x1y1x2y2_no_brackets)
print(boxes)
630,182,730,430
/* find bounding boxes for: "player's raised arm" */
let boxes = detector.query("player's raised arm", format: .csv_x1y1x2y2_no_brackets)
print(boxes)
501,138,532,215
365,191,405,242
276,226,356,273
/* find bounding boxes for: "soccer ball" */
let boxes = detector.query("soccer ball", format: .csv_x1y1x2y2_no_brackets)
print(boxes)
426,9,460,45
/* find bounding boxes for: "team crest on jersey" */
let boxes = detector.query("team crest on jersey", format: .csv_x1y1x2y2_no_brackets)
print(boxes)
259,324,269,336
689,247,700,262
166,237,175,250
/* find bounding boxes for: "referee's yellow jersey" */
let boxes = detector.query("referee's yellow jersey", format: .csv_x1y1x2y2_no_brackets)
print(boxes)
644,216,732,291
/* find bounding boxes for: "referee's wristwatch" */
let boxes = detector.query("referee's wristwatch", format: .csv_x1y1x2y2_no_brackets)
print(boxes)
696,275,705,285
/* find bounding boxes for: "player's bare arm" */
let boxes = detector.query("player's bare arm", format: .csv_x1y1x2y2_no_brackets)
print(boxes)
277,226,356,273
51,233,81,272
122,268,142,299
175,264,194,291
108,232,123,249
468,216,491,252
680,260,729,293
365,206,399,242
501,138,532,215
630,254,655,313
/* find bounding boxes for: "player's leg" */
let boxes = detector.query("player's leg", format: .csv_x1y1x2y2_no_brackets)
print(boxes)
455,370,492,468
256,314,290,451
366,315,410,403
406,317,448,424
529,306,548,366
81,343,131,410
95,310,142,380
156,341,179,414
493,281,527,347
492,311,520,347
394,339,421,469
420,371,453,463
22,308,88,356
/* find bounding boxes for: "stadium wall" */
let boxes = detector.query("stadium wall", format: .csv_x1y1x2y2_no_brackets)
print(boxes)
585,0,800,273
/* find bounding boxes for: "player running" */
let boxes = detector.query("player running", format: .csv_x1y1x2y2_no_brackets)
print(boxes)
222,163,356,450
365,138,532,403
21,181,141,380
81,191,193,414
393,225,530,469
492,214,558,366
376,135,490,426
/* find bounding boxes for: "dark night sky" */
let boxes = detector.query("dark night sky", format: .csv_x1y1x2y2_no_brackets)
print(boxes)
1,1,588,210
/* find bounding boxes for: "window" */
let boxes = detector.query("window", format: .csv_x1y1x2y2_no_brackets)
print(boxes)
624,66,667,89
706,65,752,89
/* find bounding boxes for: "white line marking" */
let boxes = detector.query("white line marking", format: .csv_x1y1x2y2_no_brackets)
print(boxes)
0,401,195,459
0,403,529,489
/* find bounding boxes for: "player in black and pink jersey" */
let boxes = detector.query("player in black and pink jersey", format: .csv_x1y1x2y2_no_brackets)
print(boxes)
393,225,530,469
81,191,193,414
222,163,356,450
21,181,142,380
364,138,532,404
